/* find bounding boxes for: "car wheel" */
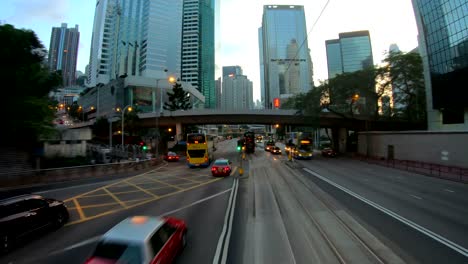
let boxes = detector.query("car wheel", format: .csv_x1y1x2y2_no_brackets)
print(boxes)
54,211,66,228
182,231,187,248
1,234,11,253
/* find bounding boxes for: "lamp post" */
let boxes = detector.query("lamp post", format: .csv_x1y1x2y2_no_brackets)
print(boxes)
117,105,133,150
153,74,177,157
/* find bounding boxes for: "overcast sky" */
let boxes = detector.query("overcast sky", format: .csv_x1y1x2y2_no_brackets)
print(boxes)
1,0,418,101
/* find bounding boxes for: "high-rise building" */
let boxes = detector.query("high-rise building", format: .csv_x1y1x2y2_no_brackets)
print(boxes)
222,74,253,110
48,23,80,86
325,30,374,79
259,5,313,109
181,0,215,108
215,77,221,109
325,39,342,79
222,66,243,78
86,0,182,87
412,0,468,130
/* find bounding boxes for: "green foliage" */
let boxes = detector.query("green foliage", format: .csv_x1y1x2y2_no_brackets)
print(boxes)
379,51,426,122
92,117,110,140
163,82,192,111
0,24,62,146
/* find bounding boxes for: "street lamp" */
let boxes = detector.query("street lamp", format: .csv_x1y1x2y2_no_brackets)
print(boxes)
117,105,133,149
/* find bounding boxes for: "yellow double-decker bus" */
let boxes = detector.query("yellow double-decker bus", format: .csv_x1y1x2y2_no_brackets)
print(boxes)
186,133,215,168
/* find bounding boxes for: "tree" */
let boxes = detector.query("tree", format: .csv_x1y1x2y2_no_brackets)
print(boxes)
0,24,62,147
163,82,192,111
379,51,426,122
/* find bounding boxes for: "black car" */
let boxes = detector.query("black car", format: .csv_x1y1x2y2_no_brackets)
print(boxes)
0,194,69,253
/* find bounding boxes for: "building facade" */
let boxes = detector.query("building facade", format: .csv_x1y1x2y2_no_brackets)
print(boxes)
48,23,80,86
221,75,253,110
412,0,468,131
181,0,215,108
215,77,221,109
325,30,374,79
86,0,183,87
259,5,313,109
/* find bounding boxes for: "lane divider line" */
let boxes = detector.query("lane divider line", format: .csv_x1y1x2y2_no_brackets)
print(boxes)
444,189,454,193
221,178,239,264
213,178,238,264
303,168,468,258
49,188,231,257
410,194,422,200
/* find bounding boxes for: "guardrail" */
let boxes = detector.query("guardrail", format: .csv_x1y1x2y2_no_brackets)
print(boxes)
0,158,162,188
353,154,468,183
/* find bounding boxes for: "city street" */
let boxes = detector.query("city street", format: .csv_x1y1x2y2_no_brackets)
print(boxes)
1,139,467,263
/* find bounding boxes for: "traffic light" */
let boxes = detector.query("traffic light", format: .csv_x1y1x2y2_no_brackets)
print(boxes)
237,145,241,152
142,145,148,151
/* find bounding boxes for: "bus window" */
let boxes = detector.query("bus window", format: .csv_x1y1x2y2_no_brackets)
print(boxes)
187,134,206,144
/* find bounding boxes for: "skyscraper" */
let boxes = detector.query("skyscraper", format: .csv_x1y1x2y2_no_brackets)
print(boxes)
48,23,80,86
215,77,221,109
325,30,374,79
86,0,182,87
222,74,253,110
259,5,313,109
412,0,468,130
181,0,215,108
222,66,243,78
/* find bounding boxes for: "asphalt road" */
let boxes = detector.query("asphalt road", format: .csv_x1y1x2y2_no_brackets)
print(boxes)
2,139,467,264
296,155,468,263
0,139,238,264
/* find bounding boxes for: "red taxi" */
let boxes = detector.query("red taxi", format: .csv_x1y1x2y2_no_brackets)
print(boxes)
211,159,232,177
163,152,180,162
85,216,187,264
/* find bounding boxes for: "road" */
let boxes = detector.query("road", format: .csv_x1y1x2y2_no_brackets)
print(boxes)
0,139,238,264
1,139,467,263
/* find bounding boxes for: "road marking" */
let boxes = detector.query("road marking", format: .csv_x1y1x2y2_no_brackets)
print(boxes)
144,176,184,190
124,180,160,198
410,194,422,200
160,188,231,217
103,188,127,208
34,180,119,194
65,177,222,225
303,168,468,258
221,178,239,264
49,188,231,256
63,163,169,202
444,189,455,193
72,198,86,220
213,178,238,264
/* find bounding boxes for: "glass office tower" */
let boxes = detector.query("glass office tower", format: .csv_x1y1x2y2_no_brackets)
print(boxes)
259,5,313,109
412,0,468,130
181,0,216,109
325,30,373,79
325,39,342,79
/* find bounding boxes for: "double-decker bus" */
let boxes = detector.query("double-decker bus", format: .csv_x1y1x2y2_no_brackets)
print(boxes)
186,133,215,168
292,138,313,160
243,131,256,153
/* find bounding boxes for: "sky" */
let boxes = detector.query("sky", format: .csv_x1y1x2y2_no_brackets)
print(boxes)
1,0,419,101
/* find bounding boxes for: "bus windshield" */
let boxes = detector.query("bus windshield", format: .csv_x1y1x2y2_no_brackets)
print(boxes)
187,134,206,144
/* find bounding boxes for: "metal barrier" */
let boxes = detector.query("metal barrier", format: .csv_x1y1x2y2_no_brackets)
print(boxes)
353,154,468,183
0,158,162,188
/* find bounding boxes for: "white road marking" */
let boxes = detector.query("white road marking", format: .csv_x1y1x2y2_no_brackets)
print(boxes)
47,188,232,256
303,168,468,258
410,194,422,200
213,178,238,264
444,189,455,193
221,178,239,264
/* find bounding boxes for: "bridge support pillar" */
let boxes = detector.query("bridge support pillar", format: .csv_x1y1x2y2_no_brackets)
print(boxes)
338,127,347,153
176,122,183,141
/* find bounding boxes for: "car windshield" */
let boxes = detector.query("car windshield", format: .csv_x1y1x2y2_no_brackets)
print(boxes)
92,241,143,263
214,160,228,166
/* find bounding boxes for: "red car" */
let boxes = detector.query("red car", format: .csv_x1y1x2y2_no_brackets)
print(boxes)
163,152,180,162
85,216,187,264
211,159,232,177
321,148,337,157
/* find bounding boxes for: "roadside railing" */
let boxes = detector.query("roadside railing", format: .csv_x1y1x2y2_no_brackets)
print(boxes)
0,158,162,188
353,154,468,183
